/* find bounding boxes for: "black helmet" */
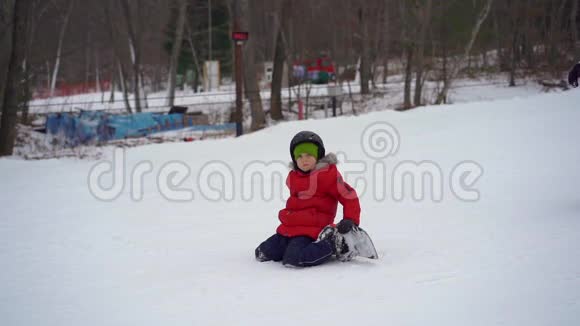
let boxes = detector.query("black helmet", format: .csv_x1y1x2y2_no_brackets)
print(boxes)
289,131,325,167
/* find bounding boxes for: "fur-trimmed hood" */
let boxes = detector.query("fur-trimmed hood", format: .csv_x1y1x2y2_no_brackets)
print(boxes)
289,152,338,172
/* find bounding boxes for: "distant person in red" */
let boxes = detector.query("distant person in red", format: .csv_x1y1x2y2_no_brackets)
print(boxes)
569,62,580,88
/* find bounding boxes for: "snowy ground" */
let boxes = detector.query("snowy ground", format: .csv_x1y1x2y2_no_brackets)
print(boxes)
1,89,580,325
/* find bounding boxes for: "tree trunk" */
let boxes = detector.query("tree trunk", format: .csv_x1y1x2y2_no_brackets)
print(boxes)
508,0,520,87
492,4,505,72
382,59,389,85
0,0,15,115
95,53,101,94
84,31,91,87
369,2,385,90
139,69,148,109
270,27,285,121
441,41,448,104
572,0,579,59
548,0,567,66
403,45,414,109
193,69,199,93
109,73,116,103
49,0,75,97
45,61,51,90
166,0,188,108
359,5,371,94
117,61,132,113
119,0,142,112
509,26,518,87
285,0,293,113
270,3,288,121
436,0,493,104
520,0,534,70
382,0,390,85
0,0,29,156
103,1,131,113
20,58,31,124
240,0,265,131
185,21,203,93
414,0,432,106
399,0,413,108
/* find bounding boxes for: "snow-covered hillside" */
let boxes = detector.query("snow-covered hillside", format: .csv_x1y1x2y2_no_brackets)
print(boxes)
1,90,580,325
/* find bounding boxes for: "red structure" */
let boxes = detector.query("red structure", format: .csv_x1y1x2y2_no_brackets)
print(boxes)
304,55,336,84
33,80,111,99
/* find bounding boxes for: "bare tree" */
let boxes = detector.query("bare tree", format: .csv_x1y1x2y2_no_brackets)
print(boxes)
436,0,493,104
507,0,523,87
547,0,567,66
20,0,36,123
166,0,188,108
381,0,391,84
0,0,30,156
403,45,414,109
572,0,579,60
239,0,265,131
517,0,536,71
185,20,203,93
400,0,414,109
493,0,523,87
414,0,432,106
269,0,289,121
103,0,132,113
49,0,75,97
359,3,372,95
119,0,143,112
0,0,15,110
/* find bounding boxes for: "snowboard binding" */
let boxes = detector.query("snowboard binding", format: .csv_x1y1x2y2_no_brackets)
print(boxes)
317,225,379,261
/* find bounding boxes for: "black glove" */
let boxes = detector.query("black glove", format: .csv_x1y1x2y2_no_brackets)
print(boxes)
337,219,355,234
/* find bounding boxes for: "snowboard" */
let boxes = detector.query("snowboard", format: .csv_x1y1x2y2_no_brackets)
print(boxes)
338,225,379,261
317,224,379,261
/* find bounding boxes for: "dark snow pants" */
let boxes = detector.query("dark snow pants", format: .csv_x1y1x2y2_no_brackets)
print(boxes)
255,233,333,267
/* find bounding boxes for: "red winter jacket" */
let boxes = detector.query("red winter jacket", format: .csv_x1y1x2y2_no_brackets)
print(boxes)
276,153,361,239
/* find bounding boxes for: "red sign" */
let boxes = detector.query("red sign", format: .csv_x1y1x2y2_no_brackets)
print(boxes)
232,32,249,41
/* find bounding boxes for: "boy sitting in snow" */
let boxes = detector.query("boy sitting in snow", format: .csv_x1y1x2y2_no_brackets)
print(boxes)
255,131,365,267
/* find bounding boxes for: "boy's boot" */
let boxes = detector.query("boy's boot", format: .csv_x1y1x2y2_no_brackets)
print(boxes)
316,225,355,261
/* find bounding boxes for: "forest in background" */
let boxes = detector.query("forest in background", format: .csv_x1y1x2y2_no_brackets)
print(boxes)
1,0,579,155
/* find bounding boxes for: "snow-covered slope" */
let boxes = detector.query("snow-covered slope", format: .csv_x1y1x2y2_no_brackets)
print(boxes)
1,90,580,325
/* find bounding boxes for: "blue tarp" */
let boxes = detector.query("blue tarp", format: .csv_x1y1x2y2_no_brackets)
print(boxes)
44,111,233,146
183,123,237,132
104,112,158,140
